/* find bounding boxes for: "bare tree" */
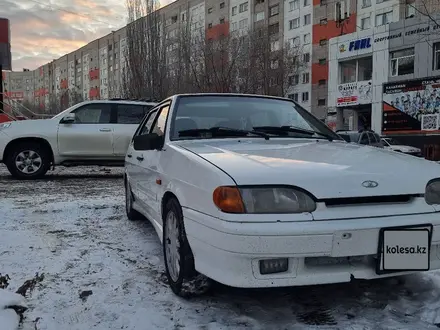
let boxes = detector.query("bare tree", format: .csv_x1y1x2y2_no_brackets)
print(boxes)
123,0,167,100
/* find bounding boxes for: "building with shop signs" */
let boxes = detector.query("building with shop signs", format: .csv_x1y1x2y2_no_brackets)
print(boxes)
328,14,440,159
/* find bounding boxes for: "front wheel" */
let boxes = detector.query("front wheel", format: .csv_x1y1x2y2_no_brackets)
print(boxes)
162,197,211,297
6,142,50,180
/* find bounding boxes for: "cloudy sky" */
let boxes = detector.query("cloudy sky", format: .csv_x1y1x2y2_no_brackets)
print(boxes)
1,0,174,71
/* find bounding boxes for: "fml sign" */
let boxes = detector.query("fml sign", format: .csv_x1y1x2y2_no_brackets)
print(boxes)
349,37,372,51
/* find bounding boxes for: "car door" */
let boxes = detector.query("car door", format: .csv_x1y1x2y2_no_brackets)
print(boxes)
128,108,160,212
113,104,154,157
57,103,114,157
136,104,170,221
358,132,369,145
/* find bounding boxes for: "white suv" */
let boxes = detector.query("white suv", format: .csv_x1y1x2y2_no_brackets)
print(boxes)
0,99,157,179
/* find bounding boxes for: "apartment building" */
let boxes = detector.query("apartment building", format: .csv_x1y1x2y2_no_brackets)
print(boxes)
3,0,437,119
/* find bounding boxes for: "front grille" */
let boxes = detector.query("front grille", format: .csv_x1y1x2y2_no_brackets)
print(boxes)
322,194,418,207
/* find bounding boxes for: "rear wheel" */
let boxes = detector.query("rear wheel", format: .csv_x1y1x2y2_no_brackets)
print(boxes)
6,142,50,180
125,179,142,220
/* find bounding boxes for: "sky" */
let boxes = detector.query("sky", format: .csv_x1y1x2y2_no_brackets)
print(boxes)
0,0,174,71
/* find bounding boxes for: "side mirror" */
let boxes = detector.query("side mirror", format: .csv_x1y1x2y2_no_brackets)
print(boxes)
133,133,163,151
60,113,75,124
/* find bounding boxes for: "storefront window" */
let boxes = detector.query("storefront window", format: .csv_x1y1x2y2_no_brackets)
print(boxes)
339,60,357,84
358,57,372,81
339,57,372,84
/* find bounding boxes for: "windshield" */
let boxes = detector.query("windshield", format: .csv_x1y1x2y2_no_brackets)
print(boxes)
170,96,342,141
383,138,400,146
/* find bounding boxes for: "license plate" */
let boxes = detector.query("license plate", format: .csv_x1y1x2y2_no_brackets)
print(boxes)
376,224,433,275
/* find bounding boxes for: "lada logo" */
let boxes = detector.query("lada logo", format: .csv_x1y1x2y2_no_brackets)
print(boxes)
362,180,379,188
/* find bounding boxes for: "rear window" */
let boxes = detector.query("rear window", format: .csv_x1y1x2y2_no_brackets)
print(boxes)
116,104,154,124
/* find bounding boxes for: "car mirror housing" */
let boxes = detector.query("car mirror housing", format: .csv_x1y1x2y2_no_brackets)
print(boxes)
60,113,75,124
133,133,163,151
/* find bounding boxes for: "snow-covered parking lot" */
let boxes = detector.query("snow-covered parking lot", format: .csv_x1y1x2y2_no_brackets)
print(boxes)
3,164,440,330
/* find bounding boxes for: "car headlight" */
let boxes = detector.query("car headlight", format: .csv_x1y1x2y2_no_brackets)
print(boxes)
425,179,440,205
213,186,317,214
0,122,11,130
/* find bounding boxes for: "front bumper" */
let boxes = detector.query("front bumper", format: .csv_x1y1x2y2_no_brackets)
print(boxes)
183,209,440,288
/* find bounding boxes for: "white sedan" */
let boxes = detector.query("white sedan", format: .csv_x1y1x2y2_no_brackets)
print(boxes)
124,93,440,296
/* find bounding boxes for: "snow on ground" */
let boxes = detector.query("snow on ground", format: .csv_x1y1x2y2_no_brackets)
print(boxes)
2,165,440,329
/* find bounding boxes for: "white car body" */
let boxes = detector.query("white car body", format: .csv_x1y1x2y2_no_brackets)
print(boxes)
382,138,422,156
0,100,156,178
125,94,440,291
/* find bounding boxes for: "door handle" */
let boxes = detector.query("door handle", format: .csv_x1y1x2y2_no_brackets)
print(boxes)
127,154,132,158
99,128,111,132
136,156,144,161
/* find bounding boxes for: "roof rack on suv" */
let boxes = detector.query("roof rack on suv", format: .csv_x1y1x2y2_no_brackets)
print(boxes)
109,97,158,102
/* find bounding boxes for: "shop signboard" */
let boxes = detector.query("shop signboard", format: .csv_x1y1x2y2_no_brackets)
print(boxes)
382,76,440,134
336,80,373,107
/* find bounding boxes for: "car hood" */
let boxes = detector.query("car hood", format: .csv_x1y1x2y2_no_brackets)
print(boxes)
176,138,440,199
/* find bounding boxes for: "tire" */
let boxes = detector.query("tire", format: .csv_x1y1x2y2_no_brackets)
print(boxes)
125,179,142,221
163,197,210,297
6,142,51,180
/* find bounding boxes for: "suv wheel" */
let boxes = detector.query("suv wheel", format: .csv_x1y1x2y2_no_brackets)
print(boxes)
6,142,51,180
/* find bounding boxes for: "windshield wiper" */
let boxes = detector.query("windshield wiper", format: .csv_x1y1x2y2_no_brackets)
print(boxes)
253,126,334,141
178,127,270,140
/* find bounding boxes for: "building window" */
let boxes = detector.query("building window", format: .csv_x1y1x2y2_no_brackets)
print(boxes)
269,23,279,34
256,12,265,21
320,0,326,4
289,18,300,29
270,40,280,51
232,6,237,15
390,48,415,76
319,58,326,65
289,0,299,10
406,3,416,18
303,53,310,62
304,14,311,25
220,2,225,9
375,11,392,26
304,0,310,6
208,23,213,28
304,33,311,44
339,57,373,83
433,42,440,70
362,0,371,7
231,22,238,31
289,75,299,85
289,37,300,47
269,4,279,16
302,72,310,83
319,39,327,46
219,18,225,24
239,2,248,13
361,17,371,30
320,18,328,25
289,93,299,102
302,92,309,102
318,99,326,106
208,7,213,14
318,79,326,85
239,18,248,29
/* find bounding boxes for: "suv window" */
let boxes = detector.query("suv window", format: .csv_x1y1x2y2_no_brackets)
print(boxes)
72,104,111,124
116,104,154,124
359,132,369,145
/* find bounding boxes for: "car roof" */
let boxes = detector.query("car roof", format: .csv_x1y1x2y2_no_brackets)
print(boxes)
172,93,293,102
78,100,157,106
